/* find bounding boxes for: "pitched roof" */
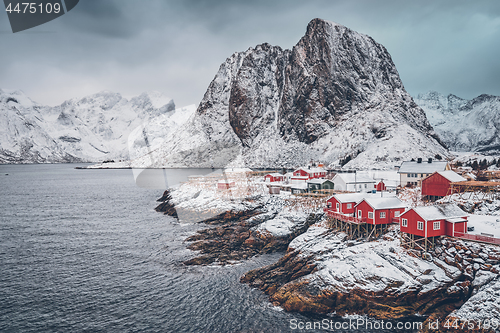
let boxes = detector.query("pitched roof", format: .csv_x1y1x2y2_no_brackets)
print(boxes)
307,178,332,184
291,182,308,189
328,192,396,204
360,197,407,210
333,173,375,184
413,203,468,221
295,167,326,174
266,173,283,177
398,161,448,174
291,175,309,179
436,170,467,183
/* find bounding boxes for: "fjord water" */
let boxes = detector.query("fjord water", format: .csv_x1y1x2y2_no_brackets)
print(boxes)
0,164,409,333
0,164,301,332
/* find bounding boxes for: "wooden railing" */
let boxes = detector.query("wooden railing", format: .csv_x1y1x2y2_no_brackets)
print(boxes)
324,208,365,224
454,232,500,245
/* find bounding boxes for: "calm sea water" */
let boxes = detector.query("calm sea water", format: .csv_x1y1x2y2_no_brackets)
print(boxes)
0,164,416,332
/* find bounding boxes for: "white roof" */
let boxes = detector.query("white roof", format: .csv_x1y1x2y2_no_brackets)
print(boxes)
266,173,283,177
360,197,407,210
307,178,332,184
291,175,309,179
436,170,466,183
413,203,468,221
291,182,308,189
284,172,293,177
446,217,467,224
398,161,448,174
328,192,396,204
296,167,326,174
333,173,375,184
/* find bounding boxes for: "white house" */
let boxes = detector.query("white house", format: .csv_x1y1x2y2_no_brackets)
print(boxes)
331,173,376,192
398,159,449,187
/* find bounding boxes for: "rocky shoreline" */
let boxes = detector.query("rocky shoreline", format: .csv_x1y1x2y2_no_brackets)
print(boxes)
156,189,500,332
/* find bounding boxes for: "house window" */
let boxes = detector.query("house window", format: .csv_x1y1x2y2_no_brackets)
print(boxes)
433,221,440,230
364,184,367,188
336,203,339,211
347,203,352,209
417,221,424,230
394,211,400,217
421,174,424,177
402,218,407,227
368,212,374,219
380,212,386,218
327,202,332,208
357,210,362,218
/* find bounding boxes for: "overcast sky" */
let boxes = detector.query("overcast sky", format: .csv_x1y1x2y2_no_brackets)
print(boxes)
1,0,499,108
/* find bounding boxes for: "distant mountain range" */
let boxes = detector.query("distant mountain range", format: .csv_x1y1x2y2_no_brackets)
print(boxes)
414,91,500,155
0,89,194,163
4,19,497,167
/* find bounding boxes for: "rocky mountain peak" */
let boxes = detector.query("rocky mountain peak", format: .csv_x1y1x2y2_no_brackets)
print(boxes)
141,18,448,169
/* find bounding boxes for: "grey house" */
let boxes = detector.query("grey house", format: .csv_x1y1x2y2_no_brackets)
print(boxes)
306,179,334,192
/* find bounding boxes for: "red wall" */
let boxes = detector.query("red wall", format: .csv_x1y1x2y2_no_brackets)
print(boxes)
376,182,386,191
265,175,283,182
294,169,309,177
445,221,467,236
356,200,405,225
355,200,373,223
421,173,451,197
400,209,426,237
400,208,468,238
326,197,356,215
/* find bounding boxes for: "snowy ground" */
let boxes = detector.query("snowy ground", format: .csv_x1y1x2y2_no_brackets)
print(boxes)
289,226,459,295
468,215,500,238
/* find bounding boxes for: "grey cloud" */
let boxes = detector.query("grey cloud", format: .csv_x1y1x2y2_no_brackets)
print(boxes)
0,0,499,108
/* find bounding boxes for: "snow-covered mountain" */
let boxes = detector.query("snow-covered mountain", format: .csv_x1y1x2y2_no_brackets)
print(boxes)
415,91,500,154
0,89,188,163
131,18,447,169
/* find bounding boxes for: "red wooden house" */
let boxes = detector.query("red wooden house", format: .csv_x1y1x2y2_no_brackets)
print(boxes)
264,173,284,182
399,203,468,239
421,171,466,200
326,193,398,216
354,197,406,225
293,167,327,180
326,193,368,215
375,181,386,192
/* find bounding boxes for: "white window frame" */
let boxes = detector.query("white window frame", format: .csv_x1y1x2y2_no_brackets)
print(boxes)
433,221,441,230
336,203,339,211
380,212,386,218
402,218,407,227
368,212,374,219
394,211,400,217
327,202,332,208
417,221,424,230
357,210,362,218
347,203,352,209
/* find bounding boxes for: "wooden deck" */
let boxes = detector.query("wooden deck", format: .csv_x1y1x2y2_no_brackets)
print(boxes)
454,232,500,246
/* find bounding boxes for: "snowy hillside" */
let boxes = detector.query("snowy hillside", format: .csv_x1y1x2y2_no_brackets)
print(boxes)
0,89,192,163
415,91,500,154
133,18,448,170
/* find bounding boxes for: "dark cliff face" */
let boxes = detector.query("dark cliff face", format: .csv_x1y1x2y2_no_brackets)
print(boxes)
227,43,289,148
201,18,437,146
180,18,448,168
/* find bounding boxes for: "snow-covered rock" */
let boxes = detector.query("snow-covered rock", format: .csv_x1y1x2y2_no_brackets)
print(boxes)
415,91,500,154
0,88,183,163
